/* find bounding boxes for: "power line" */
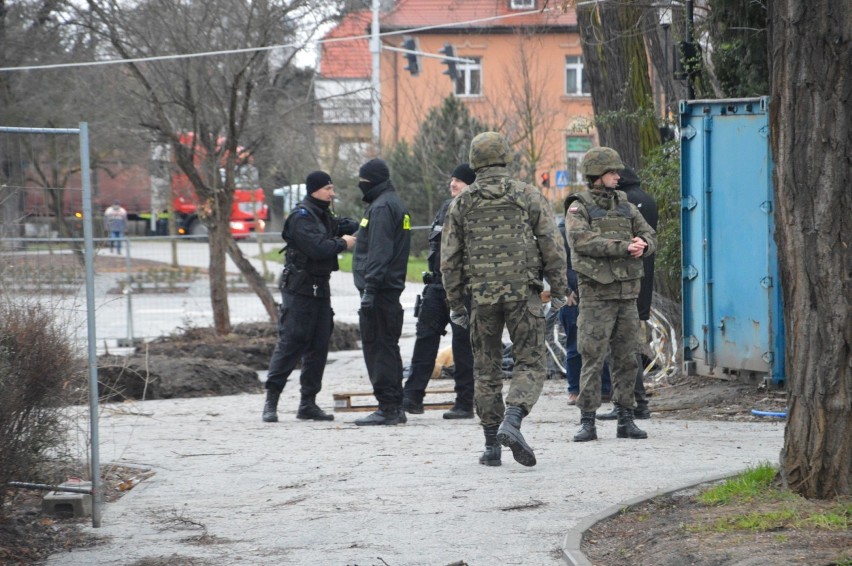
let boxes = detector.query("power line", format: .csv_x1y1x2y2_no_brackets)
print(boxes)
0,8,549,73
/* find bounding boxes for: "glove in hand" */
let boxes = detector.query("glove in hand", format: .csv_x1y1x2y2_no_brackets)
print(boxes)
360,291,375,311
550,294,568,311
450,308,469,329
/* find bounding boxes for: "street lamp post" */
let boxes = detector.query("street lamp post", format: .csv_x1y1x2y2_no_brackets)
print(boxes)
370,0,381,149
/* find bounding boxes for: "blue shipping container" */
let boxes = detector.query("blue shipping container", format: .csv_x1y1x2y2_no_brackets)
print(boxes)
680,97,785,386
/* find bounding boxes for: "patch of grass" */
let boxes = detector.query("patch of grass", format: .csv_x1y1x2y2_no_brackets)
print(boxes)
332,253,427,283
699,503,850,534
797,502,851,530
713,508,798,531
687,464,852,536
698,462,778,505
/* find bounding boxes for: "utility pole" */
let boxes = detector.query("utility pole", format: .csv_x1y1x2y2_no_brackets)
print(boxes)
370,0,381,150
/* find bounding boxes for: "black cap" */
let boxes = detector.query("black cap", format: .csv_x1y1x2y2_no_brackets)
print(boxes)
305,170,333,194
358,159,390,185
451,163,476,186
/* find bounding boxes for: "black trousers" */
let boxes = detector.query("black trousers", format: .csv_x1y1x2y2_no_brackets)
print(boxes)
265,290,333,398
404,284,474,409
359,289,404,408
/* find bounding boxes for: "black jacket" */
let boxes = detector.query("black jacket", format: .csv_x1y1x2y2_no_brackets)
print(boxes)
353,180,411,293
426,198,452,275
617,167,658,320
282,196,357,296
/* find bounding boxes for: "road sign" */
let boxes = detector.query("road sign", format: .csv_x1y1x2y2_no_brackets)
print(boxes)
555,170,569,188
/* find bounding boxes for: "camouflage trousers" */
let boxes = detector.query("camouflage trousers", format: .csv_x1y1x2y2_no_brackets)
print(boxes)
576,298,640,412
471,292,546,428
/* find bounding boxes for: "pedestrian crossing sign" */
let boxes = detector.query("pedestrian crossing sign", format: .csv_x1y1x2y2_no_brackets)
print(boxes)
555,170,569,187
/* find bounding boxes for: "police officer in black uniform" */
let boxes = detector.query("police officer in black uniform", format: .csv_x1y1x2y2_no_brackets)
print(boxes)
352,159,412,426
261,171,358,423
403,163,476,419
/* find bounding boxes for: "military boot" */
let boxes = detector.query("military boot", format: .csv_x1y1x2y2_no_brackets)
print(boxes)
596,405,618,420
634,401,651,420
496,406,536,467
479,425,501,466
573,412,597,442
616,404,648,439
354,406,407,426
297,395,334,421
262,389,280,423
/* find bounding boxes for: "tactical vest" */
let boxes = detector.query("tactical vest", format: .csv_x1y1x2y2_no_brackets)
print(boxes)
283,204,338,277
569,191,644,285
462,178,542,305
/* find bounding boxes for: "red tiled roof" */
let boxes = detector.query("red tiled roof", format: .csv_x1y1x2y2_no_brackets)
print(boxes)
318,10,372,79
381,0,577,29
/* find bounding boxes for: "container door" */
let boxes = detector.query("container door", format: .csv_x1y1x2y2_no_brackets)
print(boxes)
680,97,784,383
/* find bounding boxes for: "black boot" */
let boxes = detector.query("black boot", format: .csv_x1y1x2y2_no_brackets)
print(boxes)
573,411,597,442
616,404,648,439
596,405,618,420
479,426,501,466
443,403,474,419
634,401,651,420
355,406,407,426
496,406,536,467
402,396,424,414
262,389,280,423
297,396,334,421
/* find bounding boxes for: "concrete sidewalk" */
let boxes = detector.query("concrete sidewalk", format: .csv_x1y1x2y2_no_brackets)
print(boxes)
60,250,785,564
50,341,784,566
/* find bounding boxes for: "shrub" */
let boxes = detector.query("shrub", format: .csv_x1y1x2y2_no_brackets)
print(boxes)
0,300,78,519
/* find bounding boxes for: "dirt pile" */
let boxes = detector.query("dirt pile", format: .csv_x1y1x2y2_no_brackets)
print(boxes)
96,321,361,401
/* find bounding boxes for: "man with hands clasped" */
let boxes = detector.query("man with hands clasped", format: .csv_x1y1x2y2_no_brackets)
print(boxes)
564,147,657,442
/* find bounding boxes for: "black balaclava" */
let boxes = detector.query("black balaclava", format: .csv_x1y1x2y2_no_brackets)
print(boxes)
358,159,390,195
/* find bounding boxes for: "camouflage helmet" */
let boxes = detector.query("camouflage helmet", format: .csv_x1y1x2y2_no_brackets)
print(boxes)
469,131,510,170
580,147,625,176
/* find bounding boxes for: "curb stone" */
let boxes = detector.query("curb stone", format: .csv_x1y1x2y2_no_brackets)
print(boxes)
561,471,738,566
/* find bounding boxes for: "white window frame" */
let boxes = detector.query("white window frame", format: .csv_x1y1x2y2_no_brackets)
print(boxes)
566,136,593,184
510,0,535,9
565,55,591,96
454,57,482,97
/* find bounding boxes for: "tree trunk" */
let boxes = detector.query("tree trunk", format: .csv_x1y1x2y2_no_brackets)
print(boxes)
225,237,277,322
207,217,231,336
769,0,852,499
577,0,659,169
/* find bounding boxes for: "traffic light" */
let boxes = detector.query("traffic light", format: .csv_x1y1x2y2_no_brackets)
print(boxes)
439,43,458,81
401,36,420,76
540,172,550,189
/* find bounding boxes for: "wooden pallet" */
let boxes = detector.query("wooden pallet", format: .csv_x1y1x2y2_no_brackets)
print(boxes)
333,388,456,412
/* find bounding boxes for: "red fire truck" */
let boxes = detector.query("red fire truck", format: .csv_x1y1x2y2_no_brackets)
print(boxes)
170,133,268,238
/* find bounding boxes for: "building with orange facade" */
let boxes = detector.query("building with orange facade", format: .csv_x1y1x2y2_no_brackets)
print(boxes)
314,1,598,197
378,0,596,196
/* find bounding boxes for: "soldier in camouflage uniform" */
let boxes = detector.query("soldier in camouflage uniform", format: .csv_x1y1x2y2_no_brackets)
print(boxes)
565,147,657,442
441,132,568,467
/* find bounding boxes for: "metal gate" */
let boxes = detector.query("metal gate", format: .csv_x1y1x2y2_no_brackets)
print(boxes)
0,124,103,526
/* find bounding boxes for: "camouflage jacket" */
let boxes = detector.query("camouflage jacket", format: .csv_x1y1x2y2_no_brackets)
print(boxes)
564,188,657,300
441,166,567,310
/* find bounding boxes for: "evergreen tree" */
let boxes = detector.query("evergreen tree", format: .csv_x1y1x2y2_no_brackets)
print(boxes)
386,96,492,256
